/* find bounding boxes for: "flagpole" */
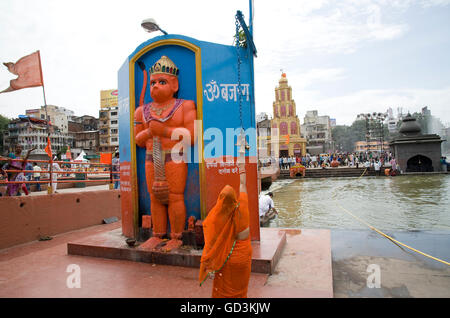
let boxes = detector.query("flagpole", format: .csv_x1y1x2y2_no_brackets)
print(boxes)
36,50,49,137
37,50,53,194
249,0,253,36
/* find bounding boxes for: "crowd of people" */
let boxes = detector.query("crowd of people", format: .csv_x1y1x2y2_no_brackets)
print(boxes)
1,146,120,196
0,147,63,196
258,151,399,175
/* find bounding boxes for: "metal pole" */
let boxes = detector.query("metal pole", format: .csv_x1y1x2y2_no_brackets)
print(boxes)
109,155,114,190
37,51,49,136
48,154,53,194
38,50,53,193
249,0,253,36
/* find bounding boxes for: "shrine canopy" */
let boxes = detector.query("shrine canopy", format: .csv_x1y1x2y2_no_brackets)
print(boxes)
117,33,259,240
74,150,89,162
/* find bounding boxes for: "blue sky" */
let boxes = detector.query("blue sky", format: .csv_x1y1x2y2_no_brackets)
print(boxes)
0,0,449,126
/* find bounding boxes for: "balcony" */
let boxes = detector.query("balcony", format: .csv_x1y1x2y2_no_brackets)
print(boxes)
100,139,110,146
99,122,110,129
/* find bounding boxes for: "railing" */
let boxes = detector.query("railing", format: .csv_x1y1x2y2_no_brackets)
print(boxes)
0,156,120,195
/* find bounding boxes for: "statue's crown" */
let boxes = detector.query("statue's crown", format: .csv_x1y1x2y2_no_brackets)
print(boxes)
150,55,179,77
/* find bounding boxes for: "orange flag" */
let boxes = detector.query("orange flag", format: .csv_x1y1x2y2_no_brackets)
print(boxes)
45,137,52,158
284,134,290,145
100,153,112,165
1,51,43,93
66,146,72,160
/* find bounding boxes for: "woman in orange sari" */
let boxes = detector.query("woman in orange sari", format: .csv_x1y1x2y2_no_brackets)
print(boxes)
199,163,252,298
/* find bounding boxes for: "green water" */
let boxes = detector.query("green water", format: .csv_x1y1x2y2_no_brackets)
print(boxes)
266,175,450,231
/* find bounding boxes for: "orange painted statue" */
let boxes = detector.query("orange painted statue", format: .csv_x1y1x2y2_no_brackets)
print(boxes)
330,158,339,168
134,56,196,252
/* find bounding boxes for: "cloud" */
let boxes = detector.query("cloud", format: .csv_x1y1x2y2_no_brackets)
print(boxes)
300,86,450,125
420,0,450,7
255,0,410,63
1,0,450,129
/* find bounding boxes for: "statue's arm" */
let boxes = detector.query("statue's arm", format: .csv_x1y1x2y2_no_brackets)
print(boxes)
183,100,197,145
134,106,151,148
152,100,196,144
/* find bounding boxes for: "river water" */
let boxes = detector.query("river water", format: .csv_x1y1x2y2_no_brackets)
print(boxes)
264,174,450,232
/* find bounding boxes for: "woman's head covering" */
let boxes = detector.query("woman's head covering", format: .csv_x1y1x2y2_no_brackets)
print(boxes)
199,185,240,285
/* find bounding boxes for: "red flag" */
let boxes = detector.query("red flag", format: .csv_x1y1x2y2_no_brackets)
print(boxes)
45,137,52,158
1,51,43,93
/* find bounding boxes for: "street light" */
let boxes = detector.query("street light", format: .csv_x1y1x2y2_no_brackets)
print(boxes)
141,18,168,35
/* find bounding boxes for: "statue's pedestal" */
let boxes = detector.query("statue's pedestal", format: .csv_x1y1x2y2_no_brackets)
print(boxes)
67,227,286,274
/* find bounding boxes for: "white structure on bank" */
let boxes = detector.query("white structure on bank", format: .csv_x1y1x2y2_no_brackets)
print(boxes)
301,110,333,155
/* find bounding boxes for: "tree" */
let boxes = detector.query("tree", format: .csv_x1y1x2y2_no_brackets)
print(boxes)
331,120,367,152
0,114,11,154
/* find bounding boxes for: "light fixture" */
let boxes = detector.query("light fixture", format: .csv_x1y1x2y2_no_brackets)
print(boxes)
141,18,168,35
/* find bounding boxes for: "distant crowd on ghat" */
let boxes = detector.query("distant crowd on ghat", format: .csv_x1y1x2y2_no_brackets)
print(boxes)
0,146,120,197
259,151,399,173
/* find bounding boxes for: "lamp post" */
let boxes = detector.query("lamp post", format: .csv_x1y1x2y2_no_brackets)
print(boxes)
141,18,168,35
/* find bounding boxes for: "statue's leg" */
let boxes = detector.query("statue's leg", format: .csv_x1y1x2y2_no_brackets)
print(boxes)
139,161,167,250
161,161,187,251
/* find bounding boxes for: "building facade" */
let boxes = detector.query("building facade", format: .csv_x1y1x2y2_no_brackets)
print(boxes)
3,117,73,160
256,112,271,159
70,115,98,132
269,73,306,158
301,110,333,155
99,89,119,153
354,140,390,153
26,105,74,134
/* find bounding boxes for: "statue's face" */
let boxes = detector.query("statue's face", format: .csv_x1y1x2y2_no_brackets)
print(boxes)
150,73,178,103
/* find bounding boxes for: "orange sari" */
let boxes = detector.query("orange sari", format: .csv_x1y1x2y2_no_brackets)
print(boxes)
199,185,252,298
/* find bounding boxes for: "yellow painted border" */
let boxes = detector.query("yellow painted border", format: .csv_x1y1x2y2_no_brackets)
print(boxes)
128,39,205,235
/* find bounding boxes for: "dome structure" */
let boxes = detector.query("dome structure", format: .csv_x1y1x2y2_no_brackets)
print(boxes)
390,112,443,173
399,113,422,135
279,73,288,84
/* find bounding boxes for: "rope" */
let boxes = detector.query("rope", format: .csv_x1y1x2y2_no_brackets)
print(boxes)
331,168,450,266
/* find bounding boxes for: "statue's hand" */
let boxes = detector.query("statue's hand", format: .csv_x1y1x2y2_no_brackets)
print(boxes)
149,120,169,138
136,129,151,147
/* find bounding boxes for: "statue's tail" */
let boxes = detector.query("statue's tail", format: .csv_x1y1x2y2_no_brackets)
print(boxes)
138,61,147,106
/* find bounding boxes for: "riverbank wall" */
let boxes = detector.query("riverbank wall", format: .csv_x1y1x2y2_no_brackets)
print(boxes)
0,190,121,249
279,167,375,179
278,167,449,179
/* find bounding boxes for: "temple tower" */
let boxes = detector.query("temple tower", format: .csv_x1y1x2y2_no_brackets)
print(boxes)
270,73,307,157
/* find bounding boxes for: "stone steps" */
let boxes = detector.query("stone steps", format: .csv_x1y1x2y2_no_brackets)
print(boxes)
279,168,376,179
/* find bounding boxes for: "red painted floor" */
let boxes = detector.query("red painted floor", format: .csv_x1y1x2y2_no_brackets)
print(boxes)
0,223,333,298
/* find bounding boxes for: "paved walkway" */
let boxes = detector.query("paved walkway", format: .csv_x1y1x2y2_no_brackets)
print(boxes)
0,223,333,298
27,184,111,196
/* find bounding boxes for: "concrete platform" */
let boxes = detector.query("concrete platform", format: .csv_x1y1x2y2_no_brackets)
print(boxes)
67,227,287,274
0,223,333,298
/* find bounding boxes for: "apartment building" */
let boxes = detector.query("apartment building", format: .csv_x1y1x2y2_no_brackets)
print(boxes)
301,110,333,155
256,112,271,158
70,115,98,132
3,116,73,160
26,105,74,134
99,89,119,153
354,140,390,153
